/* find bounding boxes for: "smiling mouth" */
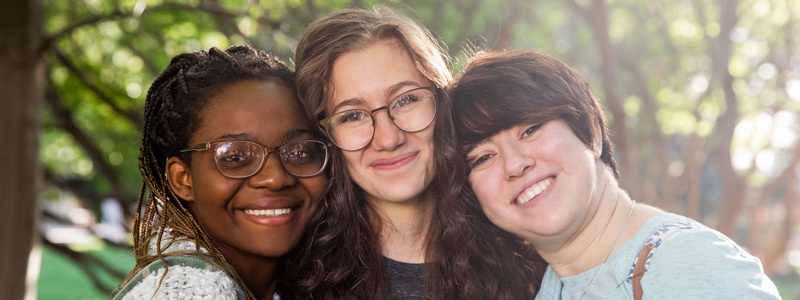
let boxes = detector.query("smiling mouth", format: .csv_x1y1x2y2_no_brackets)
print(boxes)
242,208,293,216
371,152,418,170
516,177,554,205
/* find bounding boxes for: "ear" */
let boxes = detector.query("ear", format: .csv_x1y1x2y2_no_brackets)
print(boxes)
592,126,603,160
167,156,195,202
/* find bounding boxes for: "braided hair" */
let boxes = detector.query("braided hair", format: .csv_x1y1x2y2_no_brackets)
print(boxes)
123,45,299,300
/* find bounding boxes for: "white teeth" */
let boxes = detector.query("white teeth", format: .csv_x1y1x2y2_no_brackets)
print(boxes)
517,178,554,205
243,208,292,216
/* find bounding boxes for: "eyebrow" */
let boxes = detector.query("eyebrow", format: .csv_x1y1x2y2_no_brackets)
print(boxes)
386,81,422,99
330,80,424,113
330,98,365,114
464,139,489,157
212,128,313,143
213,133,250,140
282,128,313,140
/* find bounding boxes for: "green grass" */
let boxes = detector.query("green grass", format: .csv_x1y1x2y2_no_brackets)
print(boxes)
775,275,800,300
37,243,135,300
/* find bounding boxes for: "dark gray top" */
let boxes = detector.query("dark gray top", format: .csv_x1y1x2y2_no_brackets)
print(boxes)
385,257,426,300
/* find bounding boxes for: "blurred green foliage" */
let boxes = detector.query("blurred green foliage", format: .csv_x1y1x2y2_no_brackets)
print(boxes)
40,0,799,290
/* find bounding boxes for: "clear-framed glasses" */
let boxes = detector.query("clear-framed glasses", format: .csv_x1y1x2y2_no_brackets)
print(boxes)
319,85,437,151
180,139,329,178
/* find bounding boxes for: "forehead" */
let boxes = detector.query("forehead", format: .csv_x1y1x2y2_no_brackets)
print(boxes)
194,80,308,143
327,39,428,109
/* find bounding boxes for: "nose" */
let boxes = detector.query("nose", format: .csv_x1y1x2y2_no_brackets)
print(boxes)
248,153,296,190
369,109,406,151
501,142,534,180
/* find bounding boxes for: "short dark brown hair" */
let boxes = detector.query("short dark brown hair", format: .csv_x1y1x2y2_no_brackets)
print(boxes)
450,50,618,178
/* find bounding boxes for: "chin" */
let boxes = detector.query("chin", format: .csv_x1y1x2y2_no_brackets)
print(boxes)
390,184,432,203
250,244,295,258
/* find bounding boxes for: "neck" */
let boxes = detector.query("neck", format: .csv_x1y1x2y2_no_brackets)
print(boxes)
216,243,281,300
538,169,636,277
369,192,433,264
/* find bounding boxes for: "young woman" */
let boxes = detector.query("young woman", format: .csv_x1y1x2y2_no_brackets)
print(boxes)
450,50,781,299
282,7,545,300
115,45,329,300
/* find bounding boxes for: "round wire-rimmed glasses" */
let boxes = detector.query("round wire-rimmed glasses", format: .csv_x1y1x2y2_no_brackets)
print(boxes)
179,139,330,178
319,85,437,151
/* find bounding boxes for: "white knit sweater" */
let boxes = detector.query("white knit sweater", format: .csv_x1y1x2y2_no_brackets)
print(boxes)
115,232,247,300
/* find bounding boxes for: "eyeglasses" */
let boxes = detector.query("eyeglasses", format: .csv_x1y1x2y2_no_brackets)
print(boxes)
319,86,437,151
180,139,329,178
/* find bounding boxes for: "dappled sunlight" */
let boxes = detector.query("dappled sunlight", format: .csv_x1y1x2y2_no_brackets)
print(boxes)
12,0,798,298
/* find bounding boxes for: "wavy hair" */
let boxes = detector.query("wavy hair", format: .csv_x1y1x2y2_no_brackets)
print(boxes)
283,7,546,300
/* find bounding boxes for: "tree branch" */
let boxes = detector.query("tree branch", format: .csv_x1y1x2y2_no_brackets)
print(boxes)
51,47,143,129
490,0,523,51
40,9,128,54
708,0,744,236
40,2,246,53
571,0,637,197
44,82,129,206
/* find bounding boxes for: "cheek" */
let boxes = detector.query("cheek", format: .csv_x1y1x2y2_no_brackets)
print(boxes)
469,169,509,215
413,126,437,173
468,173,495,203
418,124,436,149
341,150,364,176
192,173,237,205
300,176,328,202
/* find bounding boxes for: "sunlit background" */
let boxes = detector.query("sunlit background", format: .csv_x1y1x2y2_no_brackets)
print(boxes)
27,0,800,299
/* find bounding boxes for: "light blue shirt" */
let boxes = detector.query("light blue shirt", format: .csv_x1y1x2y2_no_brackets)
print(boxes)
535,213,780,299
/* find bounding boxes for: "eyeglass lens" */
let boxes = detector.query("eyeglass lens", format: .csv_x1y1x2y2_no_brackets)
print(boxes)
212,140,327,178
326,87,436,150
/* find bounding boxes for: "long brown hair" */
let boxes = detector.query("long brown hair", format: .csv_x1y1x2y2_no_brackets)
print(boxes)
124,45,303,300
283,7,546,300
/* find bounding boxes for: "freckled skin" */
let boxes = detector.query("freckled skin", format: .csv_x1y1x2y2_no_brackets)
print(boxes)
328,40,435,205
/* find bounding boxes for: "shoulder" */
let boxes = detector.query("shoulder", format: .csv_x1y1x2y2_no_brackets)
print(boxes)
631,214,780,299
640,214,752,263
115,255,246,300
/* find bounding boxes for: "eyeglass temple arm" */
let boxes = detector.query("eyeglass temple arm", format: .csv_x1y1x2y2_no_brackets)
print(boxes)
179,143,210,152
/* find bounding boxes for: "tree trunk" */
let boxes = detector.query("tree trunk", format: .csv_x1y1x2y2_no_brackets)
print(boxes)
710,0,743,237
0,0,43,299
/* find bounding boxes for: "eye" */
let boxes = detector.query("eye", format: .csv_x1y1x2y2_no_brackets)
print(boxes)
521,124,543,139
468,153,495,170
337,110,370,123
220,150,252,162
285,148,312,161
392,93,420,109
286,150,309,158
282,141,321,164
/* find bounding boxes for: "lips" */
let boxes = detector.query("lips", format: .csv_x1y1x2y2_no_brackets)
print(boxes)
516,177,554,205
236,199,302,226
242,208,293,216
370,152,418,170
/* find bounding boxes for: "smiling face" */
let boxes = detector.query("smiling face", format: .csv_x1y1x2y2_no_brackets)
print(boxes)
326,39,436,204
169,80,327,260
465,119,602,245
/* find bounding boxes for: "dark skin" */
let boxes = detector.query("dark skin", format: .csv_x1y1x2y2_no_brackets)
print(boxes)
167,80,327,299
